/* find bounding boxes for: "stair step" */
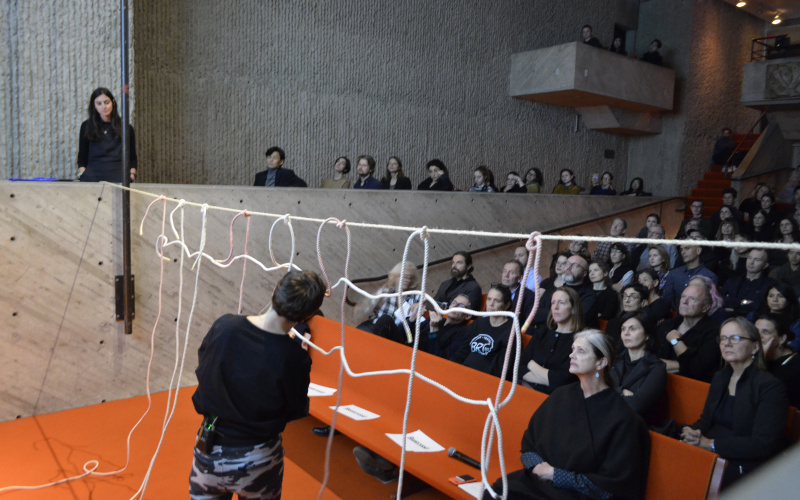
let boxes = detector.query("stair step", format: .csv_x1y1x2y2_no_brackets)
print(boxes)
704,171,727,181
698,179,731,190
691,188,723,199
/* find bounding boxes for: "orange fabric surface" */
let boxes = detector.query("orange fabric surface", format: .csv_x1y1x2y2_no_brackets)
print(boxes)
665,373,710,426
0,388,341,499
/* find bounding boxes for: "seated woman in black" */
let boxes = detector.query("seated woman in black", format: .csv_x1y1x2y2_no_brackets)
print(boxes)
417,159,454,191
619,177,651,196
379,156,412,190
756,313,800,408
452,284,513,379
608,243,633,292
681,317,788,489
485,330,650,500
610,311,667,424
587,260,619,320
518,287,584,394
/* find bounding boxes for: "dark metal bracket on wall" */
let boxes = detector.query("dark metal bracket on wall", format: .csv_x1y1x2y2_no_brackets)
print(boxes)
115,275,135,321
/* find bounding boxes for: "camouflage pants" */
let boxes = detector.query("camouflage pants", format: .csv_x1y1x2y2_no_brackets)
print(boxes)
189,435,284,500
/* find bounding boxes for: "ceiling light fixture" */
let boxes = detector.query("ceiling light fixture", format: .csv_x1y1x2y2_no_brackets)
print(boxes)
736,1,746,7
772,12,782,24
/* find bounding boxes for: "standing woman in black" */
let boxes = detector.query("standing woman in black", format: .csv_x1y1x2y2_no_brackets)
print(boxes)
77,87,137,183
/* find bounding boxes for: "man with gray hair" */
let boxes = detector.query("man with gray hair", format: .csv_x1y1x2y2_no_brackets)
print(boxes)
655,284,721,383
592,217,631,266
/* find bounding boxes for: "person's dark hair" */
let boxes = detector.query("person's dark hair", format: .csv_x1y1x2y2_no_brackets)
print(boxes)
547,286,585,332
646,213,660,224
722,187,737,198
385,156,405,180
602,171,614,182
610,242,631,267
488,283,512,308
272,270,326,322
426,159,448,176
505,259,524,277
265,146,286,161
614,217,628,231
589,260,612,288
627,177,644,193
624,282,650,303
453,250,473,269
574,329,616,387
357,155,376,174
525,168,543,187
85,87,122,141
582,24,593,32
558,168,575,186
691,198,704,208
757,312,796,344
549,250,571,279
762,192,776,203
651,39,662,49
475,165,492,185
335,156,351,174
719,317,766,370
756,282,800,320
774,217,800,241
618,311,658,353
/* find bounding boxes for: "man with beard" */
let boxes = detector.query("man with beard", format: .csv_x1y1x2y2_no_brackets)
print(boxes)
433,251,482,312
531,255,598,329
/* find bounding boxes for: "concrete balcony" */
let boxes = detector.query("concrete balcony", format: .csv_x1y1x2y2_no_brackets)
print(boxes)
509,42,675,134
742,57,800,142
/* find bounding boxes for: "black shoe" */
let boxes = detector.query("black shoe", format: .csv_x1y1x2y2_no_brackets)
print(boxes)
353,446,398,482
312,425,340,437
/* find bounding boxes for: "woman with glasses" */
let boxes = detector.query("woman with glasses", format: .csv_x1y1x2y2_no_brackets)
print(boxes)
680,317,788,489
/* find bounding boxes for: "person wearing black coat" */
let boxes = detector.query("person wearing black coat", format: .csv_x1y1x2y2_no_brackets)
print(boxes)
254,146,307,187
681,317,788,489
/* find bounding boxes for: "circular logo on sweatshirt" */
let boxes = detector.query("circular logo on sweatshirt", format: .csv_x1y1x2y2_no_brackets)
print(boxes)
470,334,494,356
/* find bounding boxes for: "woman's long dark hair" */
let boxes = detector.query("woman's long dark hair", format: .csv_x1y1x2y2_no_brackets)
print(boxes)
85,87,122,141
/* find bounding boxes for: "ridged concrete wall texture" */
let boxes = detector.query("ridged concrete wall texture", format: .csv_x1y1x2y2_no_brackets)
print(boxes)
628,0,763,197
132,0,628,190
0,0,128,180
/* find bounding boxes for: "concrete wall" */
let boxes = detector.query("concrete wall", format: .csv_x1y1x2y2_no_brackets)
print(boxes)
0,181,673,420
0,0,129,180
132,0,629,191
627,0,763,196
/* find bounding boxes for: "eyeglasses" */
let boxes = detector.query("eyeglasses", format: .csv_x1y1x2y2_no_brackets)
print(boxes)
717,335,755,345
622,294,641,301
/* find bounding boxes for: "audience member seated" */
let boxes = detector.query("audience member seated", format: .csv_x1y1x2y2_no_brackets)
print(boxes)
567,238,591,262
591,217,629,265
608,243,634,292
502,259,535,320
759,192,780,234
680,317,788,489
486,331,650,500
320,156,351,189
589,171,616,195
352,155,382,189
739,183,769,225
756,313,800,408
552,168,580,195
427,294,473,361
540,251,569,291
711,187,744,232
501,171,527,193
656,284,721,383
661,240,717,311
433,251,482,312
604,283,649,349
770,248,800,288
639,38,663,66
713,218,741,275
379,156,412,190
770,217,800,267
712,128,736,167
254,146,308,187
530,255,598,329
638,270,671,322
524,167,543,193
611,311,667,424
580,24,603,48
676,199,713,239
356,261,420,335
519,287,585,394
720,249,774,317
632,224,678,271
609,36,627,56
452,284,513,379
718,234,750,286
746,210,771,242
588,261,619,320
514,245,538,291
645,245,671,292
417,159,454,191
689,275,729,325
747,283,800,352
635,212,660,238
468,165,496,193
589,172,601,191
619,177,651,196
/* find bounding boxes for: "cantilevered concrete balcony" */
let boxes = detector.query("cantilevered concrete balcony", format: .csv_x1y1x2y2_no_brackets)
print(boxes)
510,42,675,135
742,56,800,141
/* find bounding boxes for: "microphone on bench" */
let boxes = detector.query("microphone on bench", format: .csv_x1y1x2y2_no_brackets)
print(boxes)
448,447,481,470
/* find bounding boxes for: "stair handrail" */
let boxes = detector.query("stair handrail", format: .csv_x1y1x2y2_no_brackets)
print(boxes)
724,110,767,179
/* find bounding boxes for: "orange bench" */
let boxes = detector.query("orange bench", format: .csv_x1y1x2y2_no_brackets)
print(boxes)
306,316,725,500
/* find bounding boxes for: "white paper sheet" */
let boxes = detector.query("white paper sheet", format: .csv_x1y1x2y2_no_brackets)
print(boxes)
329,404,380,421
307,382,337,397
385,429,444,453
458,481,485,498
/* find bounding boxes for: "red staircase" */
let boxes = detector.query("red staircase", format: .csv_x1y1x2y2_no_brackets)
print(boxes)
686,133,758,218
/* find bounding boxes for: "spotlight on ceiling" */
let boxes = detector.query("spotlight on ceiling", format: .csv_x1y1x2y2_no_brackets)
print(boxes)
736,1,746,7
772,12,782,24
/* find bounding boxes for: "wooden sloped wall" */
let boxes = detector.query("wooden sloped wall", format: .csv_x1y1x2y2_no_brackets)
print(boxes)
0,181,680,421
